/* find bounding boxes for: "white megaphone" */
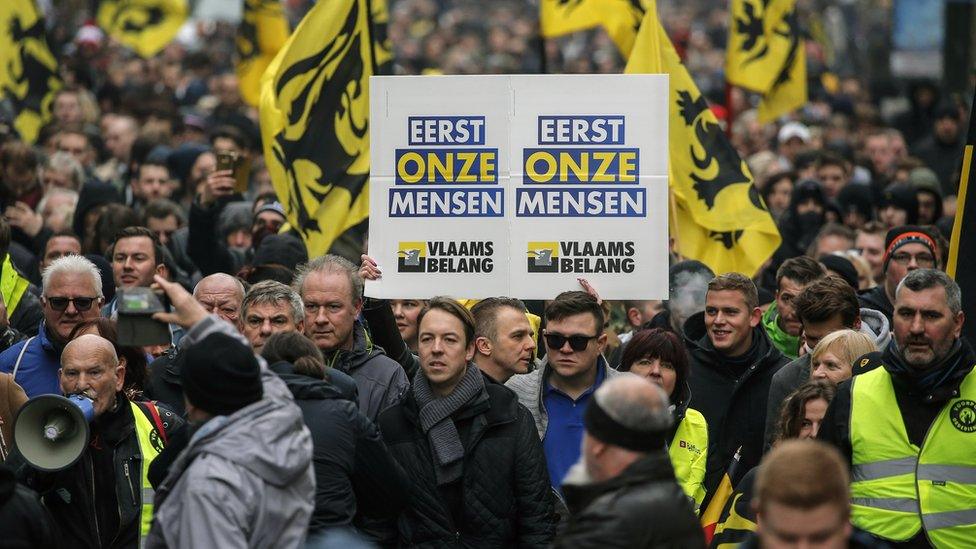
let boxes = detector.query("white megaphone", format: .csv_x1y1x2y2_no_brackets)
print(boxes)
14,394,95,471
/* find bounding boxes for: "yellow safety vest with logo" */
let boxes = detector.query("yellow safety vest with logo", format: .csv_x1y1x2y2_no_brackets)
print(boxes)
850,365,976,548
0,254,29,316
668,407,708,513
129,401,164,546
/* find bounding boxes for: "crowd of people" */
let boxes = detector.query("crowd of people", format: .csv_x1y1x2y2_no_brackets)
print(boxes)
0,0,972,547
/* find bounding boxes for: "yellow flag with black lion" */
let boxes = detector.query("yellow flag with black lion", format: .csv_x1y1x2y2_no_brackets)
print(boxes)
626,0,781,276
259,0,380,258
0,0,61,143
726,0,806,123
96,0,188,58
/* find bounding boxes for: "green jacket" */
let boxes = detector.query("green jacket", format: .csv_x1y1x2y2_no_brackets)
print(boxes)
761,303,799,360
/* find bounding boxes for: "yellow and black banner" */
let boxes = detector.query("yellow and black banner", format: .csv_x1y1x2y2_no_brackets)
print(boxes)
726,0,806,123
237,0,289,106
371,0,393,75
947,94,975,344
259,0,378,257
97,0,188,58
539,0,650,59
0,0,60,143
626,0,780,276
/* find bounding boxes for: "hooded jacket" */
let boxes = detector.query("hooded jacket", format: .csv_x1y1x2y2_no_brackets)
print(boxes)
858,285,894,324
763,307,890,445
761,302,800,359
761,180,827,290
377,372,555,547
146,315,315,549
325,322,409,420
682,312,789,506
269,361,409,534
556,452,705,548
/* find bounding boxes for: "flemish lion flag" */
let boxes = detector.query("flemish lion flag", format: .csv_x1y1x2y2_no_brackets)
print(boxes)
626,0,780,276
236,0,289,106
947,94,976,344
97,0,188,58
540,0,649,58
0,0,61,143
725,0,806,123
259,0,375,257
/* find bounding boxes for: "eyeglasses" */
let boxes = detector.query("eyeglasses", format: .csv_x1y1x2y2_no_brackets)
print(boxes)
890,252,936,267
544,332,598,352
45,296,98,312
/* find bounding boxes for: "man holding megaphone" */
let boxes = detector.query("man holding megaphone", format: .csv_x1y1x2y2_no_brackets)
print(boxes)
7,332,182,549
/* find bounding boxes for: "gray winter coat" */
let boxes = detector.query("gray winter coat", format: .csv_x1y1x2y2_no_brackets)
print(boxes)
327,322,409,420
145,315,315,549
763,307,890,445
506,356,626,439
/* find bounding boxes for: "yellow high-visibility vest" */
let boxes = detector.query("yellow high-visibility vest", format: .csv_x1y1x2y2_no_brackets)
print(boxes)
669,407,708,513
1,254,29,316
130,401,164,547
850,365,976,548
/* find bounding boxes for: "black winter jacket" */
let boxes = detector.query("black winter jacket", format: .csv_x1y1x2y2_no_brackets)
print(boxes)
327,322,409,420
857,285,893,324
377,375,556,548
269,362,409,533
683,312,788,507
9,394,182,549
555,452,705,548
144,348,185,415
0,463,57,547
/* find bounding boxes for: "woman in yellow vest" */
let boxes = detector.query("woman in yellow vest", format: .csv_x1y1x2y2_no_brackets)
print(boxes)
618,328,708,513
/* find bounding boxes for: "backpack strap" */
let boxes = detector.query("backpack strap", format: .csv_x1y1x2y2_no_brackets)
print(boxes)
10,336,35,381
136,400,169,445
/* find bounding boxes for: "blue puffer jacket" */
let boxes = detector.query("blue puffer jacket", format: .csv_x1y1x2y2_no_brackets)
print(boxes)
0,321,62,398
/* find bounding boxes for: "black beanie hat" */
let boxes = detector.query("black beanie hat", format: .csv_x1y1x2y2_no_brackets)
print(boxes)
252,233,307,272
181,333,263,416
879,185,919,225
882,225,938,272
819,254,859,290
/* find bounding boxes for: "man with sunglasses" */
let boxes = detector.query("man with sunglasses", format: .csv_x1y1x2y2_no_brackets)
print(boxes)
0,255,103,397
507,291,626,492
858,225,940,324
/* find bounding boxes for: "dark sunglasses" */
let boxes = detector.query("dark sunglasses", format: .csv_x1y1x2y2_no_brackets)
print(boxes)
46,296,98,312
544,333,598,352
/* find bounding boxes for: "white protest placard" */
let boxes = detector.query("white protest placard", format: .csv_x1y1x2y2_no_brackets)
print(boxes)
366,74,669,300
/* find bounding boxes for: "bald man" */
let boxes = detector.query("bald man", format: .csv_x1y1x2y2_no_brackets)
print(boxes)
193,273,245,329
11,333,182,548
556,376,705,548
144,274,245,413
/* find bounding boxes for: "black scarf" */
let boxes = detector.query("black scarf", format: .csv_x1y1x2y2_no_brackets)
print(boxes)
412,363,489,485
884,338,970,399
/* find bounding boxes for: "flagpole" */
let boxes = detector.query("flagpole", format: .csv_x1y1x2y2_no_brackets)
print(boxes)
363,0,379,75
668,186,680,255
538,34,548,74
725,81,735,138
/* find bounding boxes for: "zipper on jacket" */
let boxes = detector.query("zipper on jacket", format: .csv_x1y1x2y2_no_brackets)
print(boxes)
89,456,101,543
123,461,137,506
